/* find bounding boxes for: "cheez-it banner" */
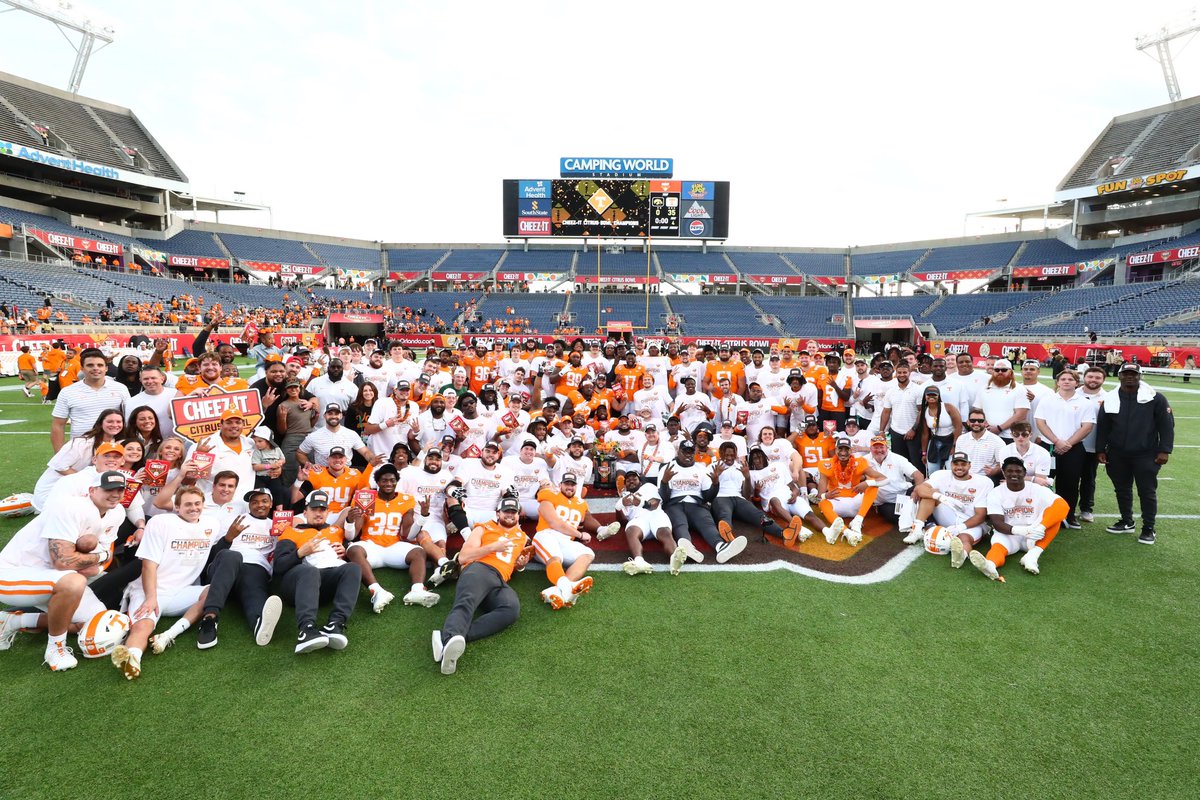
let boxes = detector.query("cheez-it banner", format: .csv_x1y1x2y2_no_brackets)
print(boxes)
171,387,264,443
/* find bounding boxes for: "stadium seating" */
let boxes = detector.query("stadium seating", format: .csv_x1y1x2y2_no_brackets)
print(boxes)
500,249,576,273
1015,238,1083,266
780,252,842,276
726,252,802,275
570,292,668,333
88,107,186,181
306,242,382,271
385,249,448,273
667,295,779,336
217,233,321,266
1060,117,1157,189
754,295,847,338
147,229,229,259
656,251,736,275
0,258,127,319
392,291,480,325
920,291,1038,333
472,293,566,333
853,295,938,319
918,241,1020,272
986,284,1149,332
0,203,103,237
434,250,503,274
580,251,654,277
850,248,927,276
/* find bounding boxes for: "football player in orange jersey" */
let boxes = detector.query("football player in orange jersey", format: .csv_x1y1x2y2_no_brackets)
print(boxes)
176,352,247,396
291,447,372,512
816,437,887,547
344,464,439,612
432,495,528,675
614,350,645,399
273,490,362,653
817,353,853,429
703,344,745,399
789,415,836,489
550,350,589,404
461,343,494,395
532,473,618,609
799,350,829,385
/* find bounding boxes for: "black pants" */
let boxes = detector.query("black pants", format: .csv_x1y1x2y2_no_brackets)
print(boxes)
440,562,519,644
1079,451,1100,514
203,550,272,625
90,559,142,609
1052,445,1086,522
46,377,61,402
818,409,848,431
278,562,361,628
1105,452,1161,530
665,501,722,548
890,431,924,472
712,496,782,537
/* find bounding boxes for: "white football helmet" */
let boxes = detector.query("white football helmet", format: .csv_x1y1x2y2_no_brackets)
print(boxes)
923,525,954,556
0,493,34,518
78,610,131,658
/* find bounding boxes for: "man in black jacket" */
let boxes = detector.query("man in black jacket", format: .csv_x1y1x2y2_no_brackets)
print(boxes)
1095,363,1174,545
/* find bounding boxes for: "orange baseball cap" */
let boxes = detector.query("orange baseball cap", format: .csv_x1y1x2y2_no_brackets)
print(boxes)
221,407,245,421
95,442,126,456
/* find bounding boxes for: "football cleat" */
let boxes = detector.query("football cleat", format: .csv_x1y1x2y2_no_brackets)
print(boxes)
501,486,520,500
255,596,283,646
321,622,348,650
563,576,594,606
540,586,566,610
718,520,735,543
843,528,863,547
403,587,440,608
949,536,966,569
903,524,925,545
783,517,802,546
849,516,864,535
440,635,466,675
823,517,845,545
715,535,747,564
0,610,24,651
623,557,654,576
110,644,140,679
44,640,78,672
1019,548,1042,575
370,586,396,613
446,484,467,502
969,550,999,581
596,521,621,541
669,546,688,576
428,554,461,586
149,632,176,655
431,630,444,663
295,624,329,654
679,538,705,563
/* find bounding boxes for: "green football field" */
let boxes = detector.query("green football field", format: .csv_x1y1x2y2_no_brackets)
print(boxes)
0,373,1196,800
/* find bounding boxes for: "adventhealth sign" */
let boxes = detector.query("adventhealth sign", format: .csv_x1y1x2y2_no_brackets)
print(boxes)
0,140,190,192
560,157,673,178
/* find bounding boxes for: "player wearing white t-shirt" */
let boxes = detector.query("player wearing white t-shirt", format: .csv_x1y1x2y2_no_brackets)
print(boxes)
906,453,994,568
400,450,454,544
112,486,221,680
0,475,127,672
605,419,647,483
970,457,1069,580
670,378,714,433
499,441,552,519
454,443,516,527
746,446,829,545
550,437,595,488
996,423,1052,486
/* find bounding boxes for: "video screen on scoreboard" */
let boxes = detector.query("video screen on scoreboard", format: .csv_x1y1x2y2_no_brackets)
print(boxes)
503,179,729,239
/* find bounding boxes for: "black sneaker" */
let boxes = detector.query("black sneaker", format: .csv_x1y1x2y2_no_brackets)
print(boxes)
428,553,461,587
1138,530,1156,545
1106,520,1136,534
196,614,219,650
321,622,348,651
1063,518,1082,530
295,624,328,654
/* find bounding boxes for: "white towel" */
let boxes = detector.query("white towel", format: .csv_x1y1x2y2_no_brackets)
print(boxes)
1102,383,1156,413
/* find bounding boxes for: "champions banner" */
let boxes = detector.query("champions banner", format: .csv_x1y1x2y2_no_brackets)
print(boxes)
27,227,122,257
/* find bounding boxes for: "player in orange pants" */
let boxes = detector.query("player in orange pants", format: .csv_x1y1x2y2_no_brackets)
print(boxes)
971,457,1070,580
815,437,886,546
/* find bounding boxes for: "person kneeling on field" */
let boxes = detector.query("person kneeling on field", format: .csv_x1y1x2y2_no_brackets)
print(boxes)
661,441,747,565
432,496,529,675
163,487,283,652
815,437,887,547
614,472,679,575
711,442,789,546
113,486,220,680
533,474,604,609
746,444,833,546
970,457,1069,581
905,452,993,568
273,491,362,653
343,464,439,612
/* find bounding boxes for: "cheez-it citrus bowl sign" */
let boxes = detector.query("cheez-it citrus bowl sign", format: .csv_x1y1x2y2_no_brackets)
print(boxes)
171,387,264,443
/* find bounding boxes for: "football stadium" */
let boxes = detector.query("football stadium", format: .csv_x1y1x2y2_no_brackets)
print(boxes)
0,5,1197,799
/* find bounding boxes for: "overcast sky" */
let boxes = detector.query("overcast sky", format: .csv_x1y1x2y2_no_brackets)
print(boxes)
2,0,1199,248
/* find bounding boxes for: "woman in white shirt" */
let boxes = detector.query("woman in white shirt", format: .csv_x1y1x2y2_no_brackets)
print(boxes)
32,408,127,511
917,385,962,474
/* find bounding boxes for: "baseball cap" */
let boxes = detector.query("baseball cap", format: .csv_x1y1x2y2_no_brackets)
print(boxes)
568,436,585,445
324,403,343,413
644,423,658,431
679,440,696,452
844,418,860,427
95,442,126,457
681,375,696,384
415,375,430,384
483,441,501,451
441,434,457,443
950,451,971,463
870,435,888,445
424,448,444,459
521,438,538,449
923,385,941,396
803,415,818,426
1119,362,1141,374
305,491,331,508
481,383,496,393
560,472,578,484
243,487,272,502
1001,456,1027,470
835,436,852,448
251,426,274,443
92,470,128,490
395,380,411,390
720,419,733,428
328,446,347,458
221,407,245,421
1022,359,1041,368
497,496,520,514
769,353,781,361
788,369,803,380
994,358,1013,370
374,463,400,479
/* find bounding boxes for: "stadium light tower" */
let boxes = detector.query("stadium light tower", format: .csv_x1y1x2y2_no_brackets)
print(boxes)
0,0,116,93
1136,9,1200,102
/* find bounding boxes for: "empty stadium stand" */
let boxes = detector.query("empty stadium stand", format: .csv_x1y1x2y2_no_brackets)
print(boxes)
754,295,848,338
656,251,736,275
781,252,842,276
918,241,1020,272
499,250,575,273
472,293,566,333
434,250,503,274
385,249,448,273
306,242,382,271
217,232,321,266
850,248,927,276
147,229,228,259
726,252,802,275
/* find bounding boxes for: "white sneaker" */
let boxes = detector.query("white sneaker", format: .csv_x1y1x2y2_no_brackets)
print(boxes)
902,525,925,545
0,610,23,651
255,596,283,646
823,518,845,545
669,546,688,576
43,641,78,672
563,576,594,606
1020,547,1043,575
111,644,141,680
623,557,653,576
969,550,999,581
440,634,466,675
849,516,864,535
843,529,863,547
597,522,621,541
370,586,396,613
431,630,444,663
22,386,31,398
403,587,440,608
796,526,813,543
540,586,566,610
715,535,747,564
949,537,966,569
149,631,176,655
680,538,705,563
1080,511,1095,523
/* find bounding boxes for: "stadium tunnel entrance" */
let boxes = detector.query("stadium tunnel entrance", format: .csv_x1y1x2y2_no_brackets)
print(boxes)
854,317,915,352
325,313,385,347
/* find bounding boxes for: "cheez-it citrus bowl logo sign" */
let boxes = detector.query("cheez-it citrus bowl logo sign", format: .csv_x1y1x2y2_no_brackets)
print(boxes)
170,387,264,443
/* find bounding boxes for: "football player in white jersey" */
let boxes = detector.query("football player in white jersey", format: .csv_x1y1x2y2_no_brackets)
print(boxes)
970,457,1069,580
906,451,994,568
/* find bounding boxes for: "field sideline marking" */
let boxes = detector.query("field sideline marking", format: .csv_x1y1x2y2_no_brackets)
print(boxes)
588,546,925,584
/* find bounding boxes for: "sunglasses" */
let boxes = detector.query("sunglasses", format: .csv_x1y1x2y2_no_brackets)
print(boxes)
969,419,987,424
993,368,1010,373
1013,432,1030,438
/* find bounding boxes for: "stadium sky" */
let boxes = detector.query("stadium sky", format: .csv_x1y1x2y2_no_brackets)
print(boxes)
1,0,1199,249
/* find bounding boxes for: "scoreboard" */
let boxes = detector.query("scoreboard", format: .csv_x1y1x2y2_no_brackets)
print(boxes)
503,179,730,239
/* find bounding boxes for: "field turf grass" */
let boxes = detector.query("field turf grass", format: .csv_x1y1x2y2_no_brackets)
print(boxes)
0,374,1196,799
